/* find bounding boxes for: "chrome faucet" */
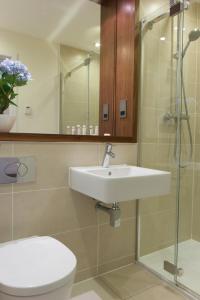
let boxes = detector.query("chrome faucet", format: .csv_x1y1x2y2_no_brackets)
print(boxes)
102,143,115,168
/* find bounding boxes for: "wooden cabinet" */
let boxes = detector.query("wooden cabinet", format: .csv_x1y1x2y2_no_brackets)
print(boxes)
99,0,139,138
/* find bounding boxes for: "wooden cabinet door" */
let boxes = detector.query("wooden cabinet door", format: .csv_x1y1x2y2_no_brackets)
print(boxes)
99,0,139,138
115,0,139,137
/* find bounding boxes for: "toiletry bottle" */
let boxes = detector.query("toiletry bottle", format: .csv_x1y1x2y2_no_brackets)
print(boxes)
94,125,99,136
82,125,87,135
71,126,76,135
66,126,71,134
76,125,81,135
89,125,93,135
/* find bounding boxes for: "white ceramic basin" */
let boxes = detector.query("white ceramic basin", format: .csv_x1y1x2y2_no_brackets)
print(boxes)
69,165,171,204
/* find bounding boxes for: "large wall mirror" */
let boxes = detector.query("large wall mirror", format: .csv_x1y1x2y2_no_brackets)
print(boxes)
0,0,138,142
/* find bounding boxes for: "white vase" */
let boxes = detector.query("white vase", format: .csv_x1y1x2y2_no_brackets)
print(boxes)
0,114,16,132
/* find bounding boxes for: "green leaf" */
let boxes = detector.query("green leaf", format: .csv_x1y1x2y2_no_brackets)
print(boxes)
10,93,18,100
9,100,18,107
2,83,12,93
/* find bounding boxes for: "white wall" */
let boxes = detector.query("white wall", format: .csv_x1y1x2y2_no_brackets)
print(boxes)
0,28,60,133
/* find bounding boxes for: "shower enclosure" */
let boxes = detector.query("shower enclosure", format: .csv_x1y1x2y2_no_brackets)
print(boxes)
138,0,200,298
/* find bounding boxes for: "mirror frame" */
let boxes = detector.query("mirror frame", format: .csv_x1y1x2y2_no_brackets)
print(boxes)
0,0,139,143
0,133,136,143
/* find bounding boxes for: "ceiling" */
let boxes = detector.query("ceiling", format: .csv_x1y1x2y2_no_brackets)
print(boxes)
0,0,101,51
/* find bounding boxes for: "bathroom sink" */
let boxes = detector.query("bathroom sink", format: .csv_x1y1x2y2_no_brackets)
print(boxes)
69,165,171,204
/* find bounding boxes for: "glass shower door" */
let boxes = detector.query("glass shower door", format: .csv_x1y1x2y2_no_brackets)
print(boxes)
175,1,200,297
139,1,200,298
138,4,180,283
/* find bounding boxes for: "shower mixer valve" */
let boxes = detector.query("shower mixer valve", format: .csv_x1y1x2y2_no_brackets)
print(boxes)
163,112,189,122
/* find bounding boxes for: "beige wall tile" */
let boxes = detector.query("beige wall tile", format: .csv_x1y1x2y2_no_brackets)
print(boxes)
75,267,98,283
0,194,12,243
98,201,136,225
98,143,137,166
0,194,12,242
99,219,136,265
139,194,176,216
54,226,98,271
179,170,193,241
140,109,159,143
155,143,174,171
143,33,159,72
192,167,200,240
195,114,200,144
158,114,176,144
140,210,176,256
13,142,99,191
139,143,157,168
184,83,197,114
0,143,13,194
98,256,134,275
196,85,200,113
13,188,70,238
13,188,99,239
142,72,158,109
0,143,13,155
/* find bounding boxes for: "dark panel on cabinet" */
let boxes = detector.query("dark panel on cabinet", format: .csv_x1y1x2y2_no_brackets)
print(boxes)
99,0,117,136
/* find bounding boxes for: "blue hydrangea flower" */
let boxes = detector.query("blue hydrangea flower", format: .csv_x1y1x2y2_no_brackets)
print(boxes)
0,58,31,82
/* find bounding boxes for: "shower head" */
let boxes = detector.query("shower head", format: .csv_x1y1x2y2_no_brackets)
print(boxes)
188,29,200,41
182,29,200,58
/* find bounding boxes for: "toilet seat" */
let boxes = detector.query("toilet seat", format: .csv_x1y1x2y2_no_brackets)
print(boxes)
0,236,77,297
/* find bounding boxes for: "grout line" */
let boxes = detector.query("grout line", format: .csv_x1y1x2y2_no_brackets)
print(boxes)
76,266,98,274
99,216,137,226
0,191,13,196
51,216,137,238
98,254,135,270
12,186,67,194
75,253,135,277
51,224,98,237
140,208,176,217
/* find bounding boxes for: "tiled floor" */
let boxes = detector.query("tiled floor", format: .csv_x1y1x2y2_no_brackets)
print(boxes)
72,263,192,300
140,239,200,296
72,291,101,300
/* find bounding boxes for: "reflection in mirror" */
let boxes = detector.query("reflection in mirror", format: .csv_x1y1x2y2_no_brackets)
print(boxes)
0,0,100,135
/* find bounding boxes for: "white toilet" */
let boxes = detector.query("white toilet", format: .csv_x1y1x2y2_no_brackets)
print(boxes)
0,236,77,300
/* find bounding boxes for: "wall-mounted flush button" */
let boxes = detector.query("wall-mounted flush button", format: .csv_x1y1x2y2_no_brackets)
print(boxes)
3,158,19,183
17,157,36,183
0,157,36,184
120,99,127,119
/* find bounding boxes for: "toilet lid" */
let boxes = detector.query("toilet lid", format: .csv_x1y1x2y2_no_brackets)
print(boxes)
0,236,77,297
